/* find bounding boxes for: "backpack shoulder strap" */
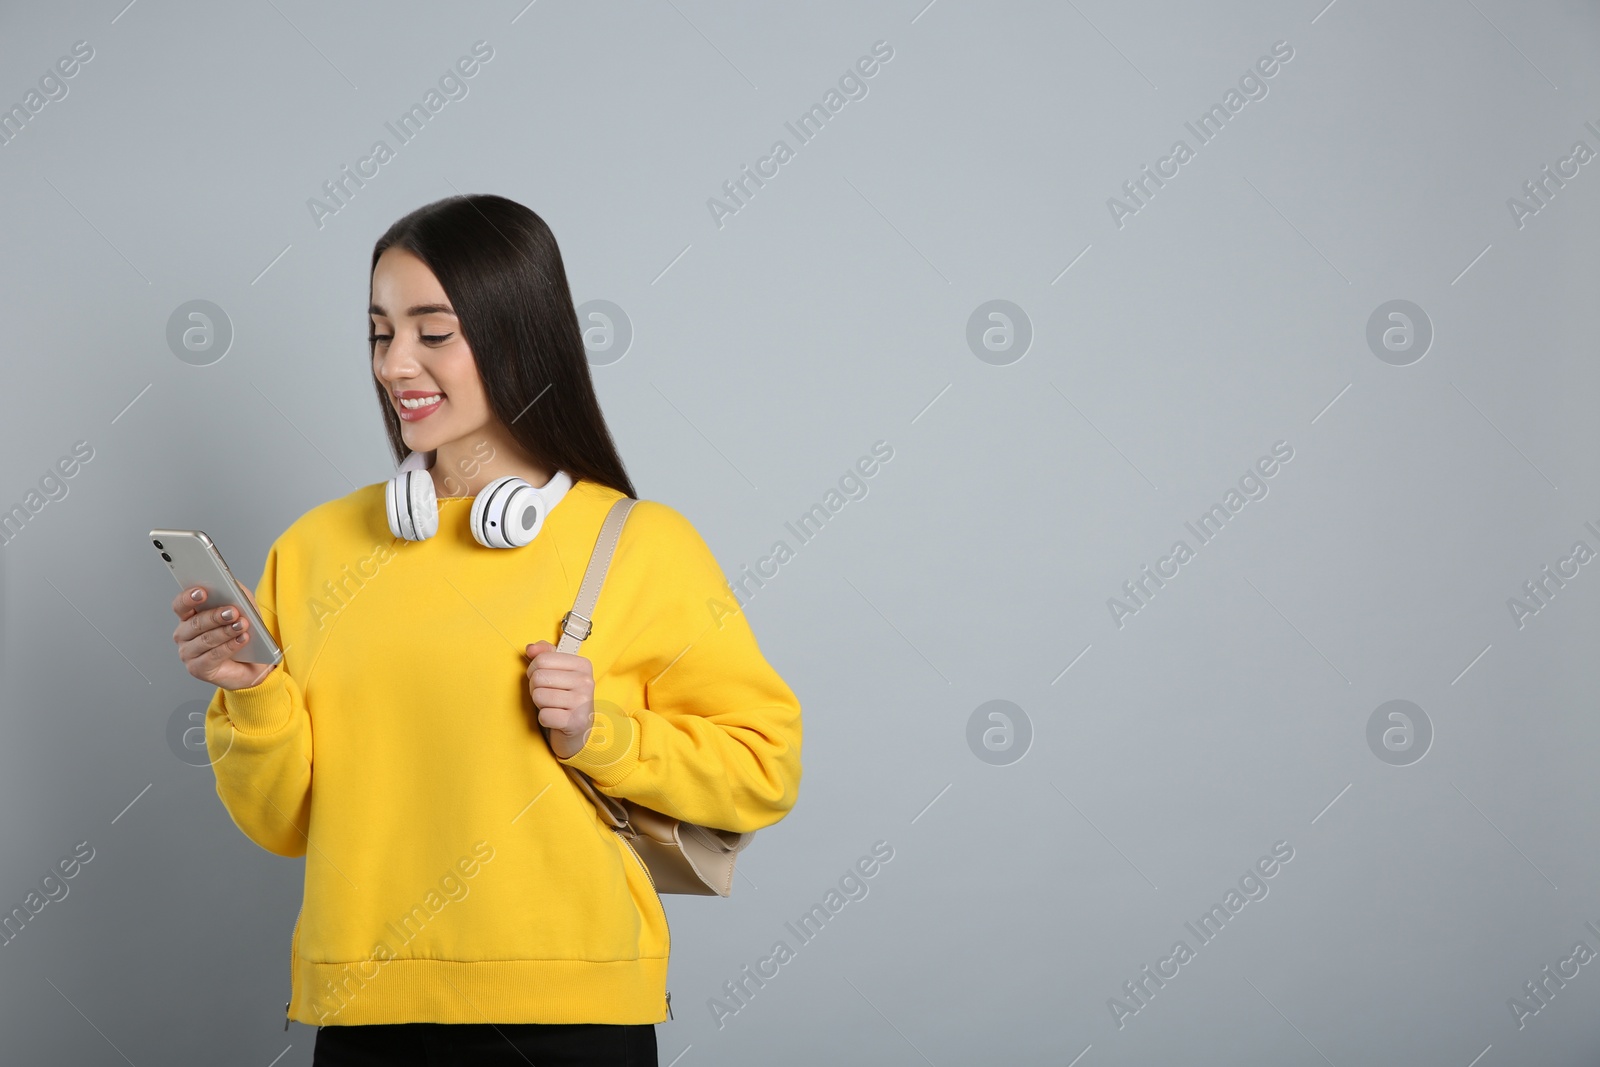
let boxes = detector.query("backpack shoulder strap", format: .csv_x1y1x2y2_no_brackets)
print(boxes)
558,496,637,654
549,496,639,834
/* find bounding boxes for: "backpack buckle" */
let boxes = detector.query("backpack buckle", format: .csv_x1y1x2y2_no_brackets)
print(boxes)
560,610,593,643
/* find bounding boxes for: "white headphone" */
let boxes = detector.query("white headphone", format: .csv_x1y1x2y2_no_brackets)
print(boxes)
386,449,574,549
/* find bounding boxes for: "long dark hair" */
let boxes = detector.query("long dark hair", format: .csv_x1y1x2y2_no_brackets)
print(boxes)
370,194,636,499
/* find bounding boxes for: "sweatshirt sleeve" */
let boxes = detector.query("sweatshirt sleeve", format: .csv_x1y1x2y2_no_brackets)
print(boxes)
557,502,802,835
203,539,314,858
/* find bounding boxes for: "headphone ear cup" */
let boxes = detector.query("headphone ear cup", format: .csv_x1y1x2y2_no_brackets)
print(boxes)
470,476,546,549
386,469,438,541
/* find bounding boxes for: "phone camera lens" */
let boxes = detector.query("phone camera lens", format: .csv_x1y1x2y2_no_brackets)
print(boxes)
161,553,172,562
152,539,164,550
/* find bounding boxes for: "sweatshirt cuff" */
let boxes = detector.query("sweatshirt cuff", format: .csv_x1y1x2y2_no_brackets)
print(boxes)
557,703,641,788
219,665,294,736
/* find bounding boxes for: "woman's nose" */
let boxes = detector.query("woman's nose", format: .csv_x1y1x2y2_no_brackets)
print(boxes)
378,346,420,379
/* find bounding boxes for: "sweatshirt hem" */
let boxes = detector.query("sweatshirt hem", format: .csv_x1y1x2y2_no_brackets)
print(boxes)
292,956,669,1026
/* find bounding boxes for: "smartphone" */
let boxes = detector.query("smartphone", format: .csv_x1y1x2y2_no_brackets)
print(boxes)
149,529,283,666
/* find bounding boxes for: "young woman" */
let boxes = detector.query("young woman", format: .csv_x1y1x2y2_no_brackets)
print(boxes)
169,194,803,1066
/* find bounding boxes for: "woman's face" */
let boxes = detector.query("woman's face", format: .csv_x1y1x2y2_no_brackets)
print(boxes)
369,246,494,456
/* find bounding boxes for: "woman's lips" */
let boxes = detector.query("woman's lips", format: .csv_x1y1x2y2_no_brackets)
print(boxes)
397,394,444,422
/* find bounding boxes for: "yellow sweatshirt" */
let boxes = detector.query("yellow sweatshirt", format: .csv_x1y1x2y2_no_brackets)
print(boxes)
203,475,802,1027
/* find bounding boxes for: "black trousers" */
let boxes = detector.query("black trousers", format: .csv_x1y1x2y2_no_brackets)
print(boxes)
311,1021,657,1066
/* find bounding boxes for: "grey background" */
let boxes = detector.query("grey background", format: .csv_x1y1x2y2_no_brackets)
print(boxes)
2,0,1598,1063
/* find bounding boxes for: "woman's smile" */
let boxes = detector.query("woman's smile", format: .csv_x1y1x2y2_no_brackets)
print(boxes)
395,389,445,422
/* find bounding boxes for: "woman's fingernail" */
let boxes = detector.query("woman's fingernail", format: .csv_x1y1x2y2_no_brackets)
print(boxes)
190,589,203,601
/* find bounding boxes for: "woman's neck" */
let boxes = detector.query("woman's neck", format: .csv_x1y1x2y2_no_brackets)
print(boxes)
428,436,555,499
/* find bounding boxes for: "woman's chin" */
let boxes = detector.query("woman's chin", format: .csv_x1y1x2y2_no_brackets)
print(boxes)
401,423,444,451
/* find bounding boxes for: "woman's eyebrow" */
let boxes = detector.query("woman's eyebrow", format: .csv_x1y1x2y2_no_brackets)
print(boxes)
368,303,457,317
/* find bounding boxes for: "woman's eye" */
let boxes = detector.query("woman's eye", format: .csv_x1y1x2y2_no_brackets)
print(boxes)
369,333,391,345
422,333,453,344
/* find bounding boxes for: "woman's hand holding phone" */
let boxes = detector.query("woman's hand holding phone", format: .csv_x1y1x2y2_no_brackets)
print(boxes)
171,582,278,691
